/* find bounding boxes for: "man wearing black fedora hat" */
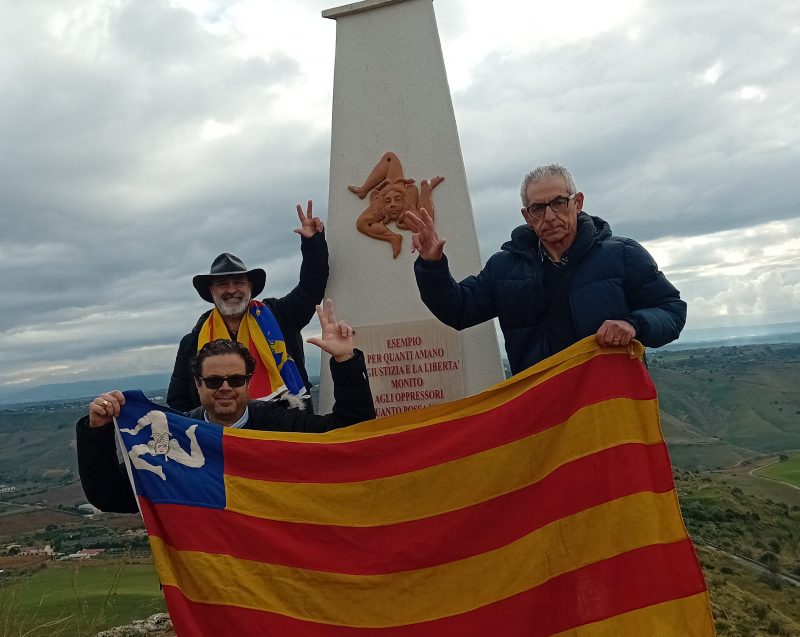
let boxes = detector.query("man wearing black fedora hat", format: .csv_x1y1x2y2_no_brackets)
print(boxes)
167,202,328,412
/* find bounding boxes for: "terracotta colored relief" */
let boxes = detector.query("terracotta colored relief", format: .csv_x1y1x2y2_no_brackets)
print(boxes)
349,152,443,258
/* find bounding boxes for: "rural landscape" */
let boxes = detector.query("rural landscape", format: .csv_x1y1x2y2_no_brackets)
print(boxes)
1,341,799,636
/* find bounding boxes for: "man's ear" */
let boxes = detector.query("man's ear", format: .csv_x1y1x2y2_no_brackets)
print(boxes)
521,208,530,222
574,192,585,212
194,377,202,390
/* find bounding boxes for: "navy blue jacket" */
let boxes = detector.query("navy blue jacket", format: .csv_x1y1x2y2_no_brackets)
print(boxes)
414,213,687,374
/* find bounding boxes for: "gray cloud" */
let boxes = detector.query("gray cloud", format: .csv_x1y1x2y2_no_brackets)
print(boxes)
2,0,799,389
455,0,800,247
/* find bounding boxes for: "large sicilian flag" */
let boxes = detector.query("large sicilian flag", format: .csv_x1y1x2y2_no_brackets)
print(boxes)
115,337,715,636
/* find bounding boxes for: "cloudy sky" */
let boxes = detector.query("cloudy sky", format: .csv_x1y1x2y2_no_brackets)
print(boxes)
2,0,799,390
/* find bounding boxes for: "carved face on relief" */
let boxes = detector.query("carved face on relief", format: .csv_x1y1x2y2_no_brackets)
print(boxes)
382,187,406,216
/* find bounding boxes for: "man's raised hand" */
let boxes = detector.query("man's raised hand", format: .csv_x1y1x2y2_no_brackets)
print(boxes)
294,199,325,238
306,298,355,362
400,207,446,261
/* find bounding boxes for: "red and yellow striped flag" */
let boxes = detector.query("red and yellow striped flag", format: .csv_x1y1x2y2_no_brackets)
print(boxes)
116,337,714,636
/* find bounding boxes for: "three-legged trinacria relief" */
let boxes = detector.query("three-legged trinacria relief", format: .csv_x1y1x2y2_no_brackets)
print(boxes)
349,152,443,258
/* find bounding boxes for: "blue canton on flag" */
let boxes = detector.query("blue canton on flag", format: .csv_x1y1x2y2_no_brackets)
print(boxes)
115,390,225,509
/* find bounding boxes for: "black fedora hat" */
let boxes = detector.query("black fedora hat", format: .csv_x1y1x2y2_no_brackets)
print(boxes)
192,253,266,303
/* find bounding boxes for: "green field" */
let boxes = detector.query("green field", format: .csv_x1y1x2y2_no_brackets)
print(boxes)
755,455,800,488
0,561,165,636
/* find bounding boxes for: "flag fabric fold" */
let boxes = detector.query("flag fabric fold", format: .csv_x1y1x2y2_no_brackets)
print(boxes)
114,336,715,636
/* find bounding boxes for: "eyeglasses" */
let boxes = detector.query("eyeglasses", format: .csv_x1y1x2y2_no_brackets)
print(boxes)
209,277,250,288
198,374,251,389
524,193,576,218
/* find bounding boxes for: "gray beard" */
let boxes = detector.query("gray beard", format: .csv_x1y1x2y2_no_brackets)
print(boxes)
217,297,250,317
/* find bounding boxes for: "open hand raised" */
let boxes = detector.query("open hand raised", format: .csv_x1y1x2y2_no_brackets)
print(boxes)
306,299,355,362
400,207,446,261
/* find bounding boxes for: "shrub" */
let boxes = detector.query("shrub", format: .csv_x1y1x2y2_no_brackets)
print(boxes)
752,603,768,620
759,551,778,564
758,572,782,590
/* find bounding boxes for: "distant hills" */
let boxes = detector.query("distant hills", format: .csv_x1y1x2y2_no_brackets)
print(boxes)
663,321,800,350
1,320,799,408
649,342,800,470
0,342,798,479
0,374,169,406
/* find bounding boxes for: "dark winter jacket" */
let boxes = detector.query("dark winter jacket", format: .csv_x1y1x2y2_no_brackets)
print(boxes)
77,350,375,514
414,213,686,374
167,232,329,412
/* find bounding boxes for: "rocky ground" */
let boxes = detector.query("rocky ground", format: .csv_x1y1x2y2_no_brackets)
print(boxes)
95,613,174,637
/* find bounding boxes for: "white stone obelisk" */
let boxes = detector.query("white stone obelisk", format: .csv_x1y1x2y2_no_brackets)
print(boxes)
318,0,503,413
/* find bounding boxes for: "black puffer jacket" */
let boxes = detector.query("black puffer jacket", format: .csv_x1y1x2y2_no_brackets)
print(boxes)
167,232,328,412
414,213,686,374
77,350,374,514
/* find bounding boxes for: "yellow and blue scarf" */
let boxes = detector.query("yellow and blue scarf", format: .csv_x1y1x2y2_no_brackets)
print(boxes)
197,300,306,401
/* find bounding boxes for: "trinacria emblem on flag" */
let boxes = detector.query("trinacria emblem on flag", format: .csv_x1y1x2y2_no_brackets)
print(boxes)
120,410,205,480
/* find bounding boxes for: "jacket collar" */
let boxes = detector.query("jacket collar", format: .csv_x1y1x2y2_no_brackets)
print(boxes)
503,212,612,264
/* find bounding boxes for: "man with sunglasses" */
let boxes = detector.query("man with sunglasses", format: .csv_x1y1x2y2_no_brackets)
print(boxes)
402,164,686,375
76,300,375,513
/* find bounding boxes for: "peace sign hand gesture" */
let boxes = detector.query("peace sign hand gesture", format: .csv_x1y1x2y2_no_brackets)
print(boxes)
294,199,325,238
